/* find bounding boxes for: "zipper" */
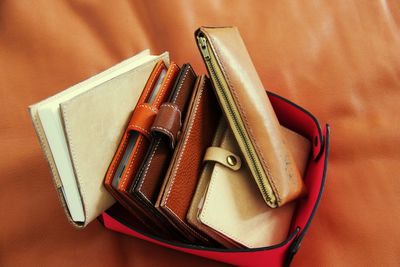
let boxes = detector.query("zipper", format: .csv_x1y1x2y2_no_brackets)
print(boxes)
197,35,277,208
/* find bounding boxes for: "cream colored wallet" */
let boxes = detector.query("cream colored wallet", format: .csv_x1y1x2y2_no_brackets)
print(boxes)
187,119,310,248
29,50,169,227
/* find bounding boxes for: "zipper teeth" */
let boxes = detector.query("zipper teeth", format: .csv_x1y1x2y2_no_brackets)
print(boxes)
201,41,273,204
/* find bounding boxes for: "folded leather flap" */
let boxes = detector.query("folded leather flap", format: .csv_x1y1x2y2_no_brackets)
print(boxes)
151,103,182,148
203,146,241,171
127,103,158,138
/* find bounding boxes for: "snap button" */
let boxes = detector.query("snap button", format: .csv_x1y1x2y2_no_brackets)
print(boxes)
226,155,237,166
203,147,241,171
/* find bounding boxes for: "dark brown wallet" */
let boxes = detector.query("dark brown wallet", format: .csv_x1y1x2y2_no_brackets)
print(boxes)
128,64,197,239
155,75,221,243
130,64,196,204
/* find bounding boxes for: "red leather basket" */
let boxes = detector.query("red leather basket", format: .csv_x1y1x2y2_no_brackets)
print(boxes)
100,91,330,267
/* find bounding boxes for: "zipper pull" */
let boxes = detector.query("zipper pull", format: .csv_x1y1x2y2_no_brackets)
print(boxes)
197,36,210,60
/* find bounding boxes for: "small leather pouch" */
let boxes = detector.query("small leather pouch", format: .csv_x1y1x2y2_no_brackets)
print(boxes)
104,61,180,233
129,64,197,219
196,26,306,208
188,118,310,248
155,75,221,243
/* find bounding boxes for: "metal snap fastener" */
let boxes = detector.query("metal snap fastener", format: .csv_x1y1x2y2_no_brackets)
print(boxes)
226,155,237,166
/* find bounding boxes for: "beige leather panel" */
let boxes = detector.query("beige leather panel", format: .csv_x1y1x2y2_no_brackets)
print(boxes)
60,54,169,226
200,27,304,206
199,123,310,248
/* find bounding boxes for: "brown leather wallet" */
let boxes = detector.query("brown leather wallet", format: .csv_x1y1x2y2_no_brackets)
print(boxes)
129,64,197,213
155,75,221,244
104,60,180,234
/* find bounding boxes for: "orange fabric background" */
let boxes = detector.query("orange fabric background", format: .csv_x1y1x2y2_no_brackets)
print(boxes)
1,1,400,266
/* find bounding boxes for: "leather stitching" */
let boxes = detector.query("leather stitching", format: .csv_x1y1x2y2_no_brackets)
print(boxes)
159,103,182,129
161,103,181,115
162,78,206,238
137,137,162,196
142,63,164,101
108,65,163,188
120,137,144,189
152,104,182,145
59,57,164,107
164,79,205,204
60,57,164,221
207,34,280,202
172,67,190,103
154,64,178,106
31,112,81,225
130,125,150,136
106,133,130,185
136,67,190,204
136,103,158,113
31,114,61,187
151,126,175,145
200,167,251,247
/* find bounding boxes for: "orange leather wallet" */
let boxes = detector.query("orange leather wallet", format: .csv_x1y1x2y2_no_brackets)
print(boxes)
104,60,180,234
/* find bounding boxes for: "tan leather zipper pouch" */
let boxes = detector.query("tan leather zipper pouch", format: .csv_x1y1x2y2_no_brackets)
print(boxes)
195,26,306,207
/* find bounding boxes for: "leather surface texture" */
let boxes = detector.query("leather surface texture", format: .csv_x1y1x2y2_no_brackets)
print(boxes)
116,62,179,196
198,26,305,207
104,61,180,236
2,1,400,266
29,52,169,228
132,64,197,205
156,75,221,243
103,60,167,201
186,118,239,248
197,122,310,248
128,64,197,241
151,103,182,148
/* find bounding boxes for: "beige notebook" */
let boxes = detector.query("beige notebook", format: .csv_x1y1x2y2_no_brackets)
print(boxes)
29,50,169,227
192,120,310,248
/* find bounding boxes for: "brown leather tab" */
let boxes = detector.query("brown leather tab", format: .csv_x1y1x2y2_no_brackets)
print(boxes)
127,103,158,139
151,103,181,148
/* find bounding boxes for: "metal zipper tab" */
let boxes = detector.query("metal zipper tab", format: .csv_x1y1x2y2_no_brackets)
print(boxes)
197,36,210,60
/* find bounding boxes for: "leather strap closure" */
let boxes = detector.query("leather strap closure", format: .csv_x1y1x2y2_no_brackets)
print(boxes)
127,103,158,139
151,103,182,149
203,146,242,171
